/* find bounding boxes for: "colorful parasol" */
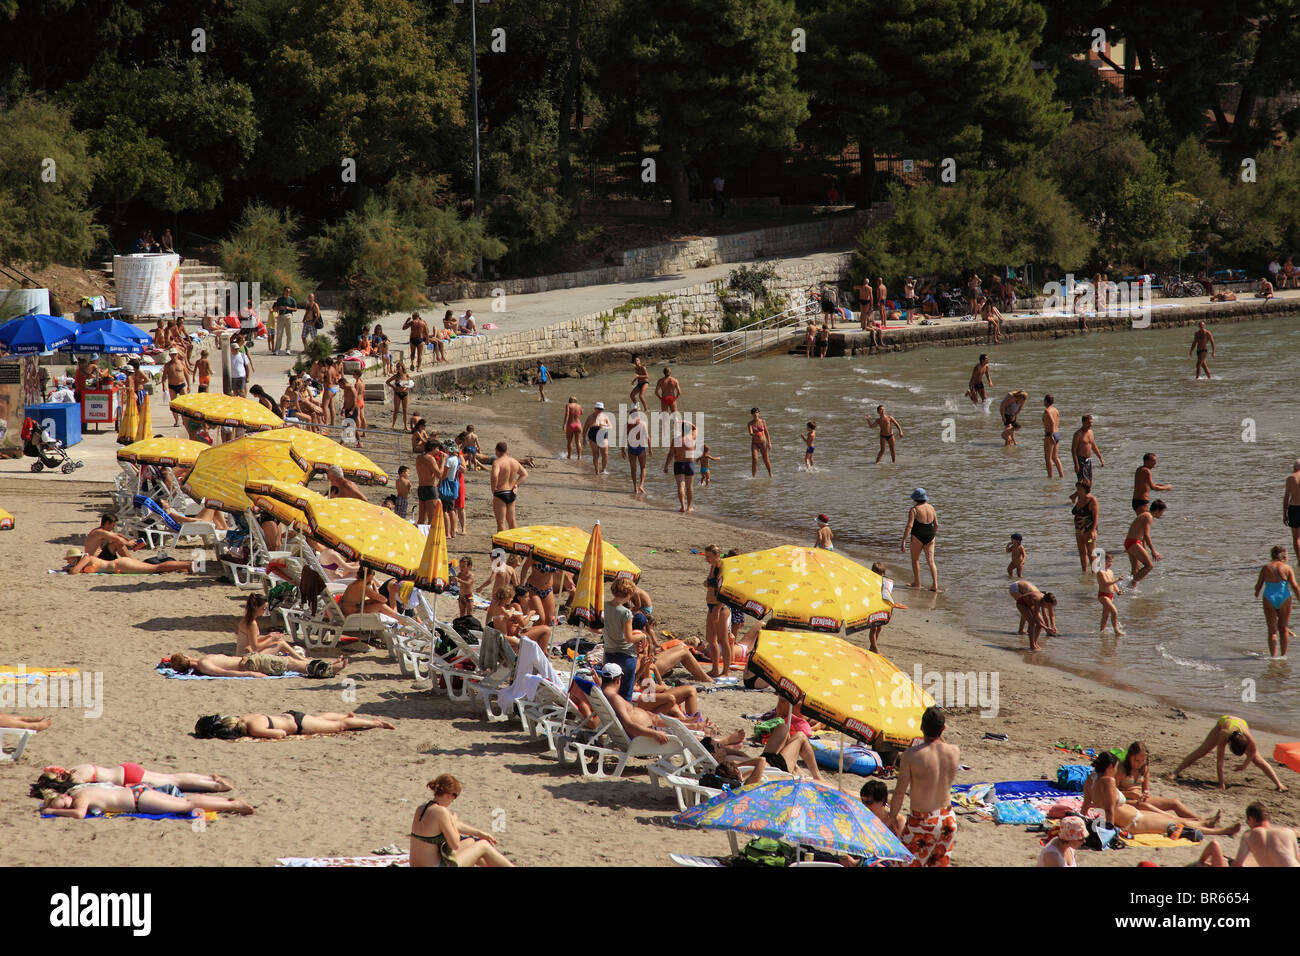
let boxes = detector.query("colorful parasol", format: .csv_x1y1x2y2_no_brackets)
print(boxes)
674,778,913,864
117,437,210,468
413,501,450,591
248,427,388,484
185,437,307,512
718,546,893,633
304,497,428,577
492,524,640,580
748,629,932,746
171,393,283,431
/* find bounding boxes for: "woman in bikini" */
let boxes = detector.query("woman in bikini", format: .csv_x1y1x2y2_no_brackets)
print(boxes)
747,408,773,478
632,634,709,726
1096,551,1124,635
235,593,304,658
34,763,234,794
40,784,254,818
387,358,411,430
901,488,939,591
486,585,552,653
409,774,512,867
1082,752,1238,842
193,712,395,739
518,556,558,628
1070,479,1100,572
1115,742,1218,822
702,544,733,678
1254,544,1299,658
563,396,584,461
1008,579,1057,650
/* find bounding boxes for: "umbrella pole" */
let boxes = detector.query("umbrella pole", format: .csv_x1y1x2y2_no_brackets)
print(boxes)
838,733,845,793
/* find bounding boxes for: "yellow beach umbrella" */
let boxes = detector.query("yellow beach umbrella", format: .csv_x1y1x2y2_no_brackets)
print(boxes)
414,501,451,591
492,524,640,580
567,521,605,627
117,437,210,469
304,497,427,577
185,437,307,513
718,546,893,634
749,630,933,746
0,508,13,530
248,427,388,484
171,393,283,431
245,478,328,528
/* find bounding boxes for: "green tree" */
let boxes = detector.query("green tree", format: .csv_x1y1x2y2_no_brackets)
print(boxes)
595,0,808,218
63,58,257,217
801,0,1066,196
1043,97,1153,230
1099,159,1191,267
382,174,506,280
0,96,102,266
219,203,306,296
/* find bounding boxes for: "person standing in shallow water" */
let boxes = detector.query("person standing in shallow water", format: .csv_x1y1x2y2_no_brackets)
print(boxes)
901,488,938,591
1254,544,1299,658
747,407,772,477
1042,395,1063,478
1191,321,1216,379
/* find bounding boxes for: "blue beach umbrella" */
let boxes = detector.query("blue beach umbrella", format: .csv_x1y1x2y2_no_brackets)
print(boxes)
70,327,142,355
80,318,152,345
674,777,914,864
0,313,80,354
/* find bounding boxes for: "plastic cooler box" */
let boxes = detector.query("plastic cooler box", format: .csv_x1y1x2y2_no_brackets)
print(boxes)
25,402,82,448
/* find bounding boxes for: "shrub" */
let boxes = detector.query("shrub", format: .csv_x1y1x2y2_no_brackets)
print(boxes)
219,203,305,296
727,262,779,301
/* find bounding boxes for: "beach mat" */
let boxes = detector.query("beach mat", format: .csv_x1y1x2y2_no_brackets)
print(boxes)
276,854,408,867
1123,832,1199,848
952,781,1075,801
0,667,79,685
155,665,299,681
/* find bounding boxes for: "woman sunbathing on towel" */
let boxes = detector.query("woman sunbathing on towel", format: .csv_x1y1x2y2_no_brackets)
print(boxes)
39,783,253,818
62,549,193,574
236,593,304,658
33,763,233,794
1116,741,1215,820
1082,752,1238,841
193,711,396,739
410,774,512,867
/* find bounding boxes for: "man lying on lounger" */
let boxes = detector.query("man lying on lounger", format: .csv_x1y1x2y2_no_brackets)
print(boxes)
167,651,346,679
62,548,194,575
83,513,146,560
597,663,671,745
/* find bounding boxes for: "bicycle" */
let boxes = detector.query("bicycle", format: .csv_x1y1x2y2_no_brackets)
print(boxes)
1160,273,1205,297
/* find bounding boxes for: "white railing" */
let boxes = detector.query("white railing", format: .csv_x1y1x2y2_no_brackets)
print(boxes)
711,294,818,364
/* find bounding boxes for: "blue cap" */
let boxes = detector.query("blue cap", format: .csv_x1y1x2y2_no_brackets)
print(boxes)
632,612,649,630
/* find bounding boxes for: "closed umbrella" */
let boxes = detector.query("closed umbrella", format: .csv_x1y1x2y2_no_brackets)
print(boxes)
0,508,13,530
413,501,450,592
567,521,605,628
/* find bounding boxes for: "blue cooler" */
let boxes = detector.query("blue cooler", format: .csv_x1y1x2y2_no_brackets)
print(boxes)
25,402,82,448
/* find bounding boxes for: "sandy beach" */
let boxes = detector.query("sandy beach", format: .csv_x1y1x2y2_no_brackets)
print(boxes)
0,396,1296,868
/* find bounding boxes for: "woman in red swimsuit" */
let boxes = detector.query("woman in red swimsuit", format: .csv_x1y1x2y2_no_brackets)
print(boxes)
34,762,234,792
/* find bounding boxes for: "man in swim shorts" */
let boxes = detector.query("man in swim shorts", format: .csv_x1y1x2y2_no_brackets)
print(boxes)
84,514,143,561
1071,414,1105,483
1283,460,1300,561
167,651,344,679
890,706,960,866
1123,500,1165,585
1131,452,1171,513
654,367,681,413
415,440,439,527
489,441,528,532
663,419,698,514
1041,394,1063,478
1190,321,1216,379
965,354,992,406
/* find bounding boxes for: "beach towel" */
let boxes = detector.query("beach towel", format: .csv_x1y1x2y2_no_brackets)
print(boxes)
496,637,557,711
276,854,409,867
155,665,299,681
0,667,79,685
951,781,1075,801
43,810,217,823
992,800,1045,825
1122,832,1199,848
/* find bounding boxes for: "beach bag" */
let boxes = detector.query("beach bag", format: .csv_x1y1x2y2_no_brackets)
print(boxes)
1057,764,1092,792
1084,815,1120,851
734,837,796,868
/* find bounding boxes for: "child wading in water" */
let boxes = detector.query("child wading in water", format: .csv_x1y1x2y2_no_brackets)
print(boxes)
698,445,721,487
1096,552,1124,636
802,420,816,470
815,513,833,550
1006,533,1026,578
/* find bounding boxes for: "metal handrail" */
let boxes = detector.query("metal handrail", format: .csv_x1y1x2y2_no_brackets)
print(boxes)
711,294,817,364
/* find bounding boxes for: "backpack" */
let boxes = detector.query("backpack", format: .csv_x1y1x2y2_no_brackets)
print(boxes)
699,762,744,792
734,837,796,868
1057,764,1092,792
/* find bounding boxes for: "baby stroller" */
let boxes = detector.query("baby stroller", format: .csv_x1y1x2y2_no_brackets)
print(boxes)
21,418,84,474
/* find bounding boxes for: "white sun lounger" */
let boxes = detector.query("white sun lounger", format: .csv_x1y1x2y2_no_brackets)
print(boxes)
560,683,686,780
0,727,35,763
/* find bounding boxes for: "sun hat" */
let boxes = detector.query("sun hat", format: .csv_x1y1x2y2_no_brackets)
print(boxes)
910,488,928,502
816,514,830,525
594,401,605,410
1058,816,1088,842
64,548,84,561
598,662,623,679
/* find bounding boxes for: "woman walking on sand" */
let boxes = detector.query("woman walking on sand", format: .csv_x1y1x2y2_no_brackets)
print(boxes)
901,488,938,591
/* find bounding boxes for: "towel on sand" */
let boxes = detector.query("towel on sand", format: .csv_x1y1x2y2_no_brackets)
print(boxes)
277,854,408,867
1123,832,1200,848
0,666,79,685
155,665,298,681
43,810,218,822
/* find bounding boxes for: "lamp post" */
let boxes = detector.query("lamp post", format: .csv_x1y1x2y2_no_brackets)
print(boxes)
455,0,488,282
